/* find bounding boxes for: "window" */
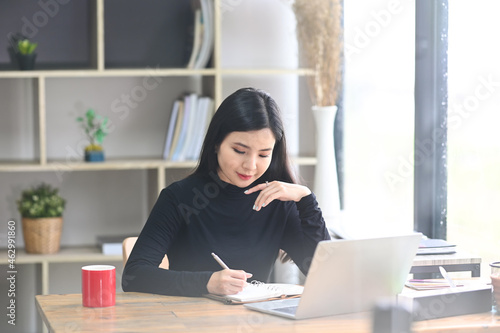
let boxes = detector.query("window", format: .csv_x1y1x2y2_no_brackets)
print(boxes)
448,0,500,277
343,0,415,237
345,0,498,277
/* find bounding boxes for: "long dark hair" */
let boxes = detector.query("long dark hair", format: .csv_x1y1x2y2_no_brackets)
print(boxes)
193,87,296,184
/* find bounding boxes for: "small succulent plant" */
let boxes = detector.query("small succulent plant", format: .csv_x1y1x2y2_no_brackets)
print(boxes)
17,39,38,55
77,109,109,151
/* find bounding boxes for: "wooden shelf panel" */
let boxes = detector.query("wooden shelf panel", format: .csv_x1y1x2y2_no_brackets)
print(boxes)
0,68,217,78
0,157,316,172
220,68,315,76
0,159,195,171
0,67,316,78
1,246,122,265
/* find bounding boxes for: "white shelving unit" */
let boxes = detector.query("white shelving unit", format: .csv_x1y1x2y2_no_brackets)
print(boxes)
0,0,315,293
0,1,318,331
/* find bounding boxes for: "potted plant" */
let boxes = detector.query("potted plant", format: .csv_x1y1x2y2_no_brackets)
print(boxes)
17,183,66,254
8,33,38,70
77,109,109,162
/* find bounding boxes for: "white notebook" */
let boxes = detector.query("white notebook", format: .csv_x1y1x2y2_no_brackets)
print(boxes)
205,281,303,304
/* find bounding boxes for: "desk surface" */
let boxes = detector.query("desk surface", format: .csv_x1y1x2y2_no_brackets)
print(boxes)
35,292,500,333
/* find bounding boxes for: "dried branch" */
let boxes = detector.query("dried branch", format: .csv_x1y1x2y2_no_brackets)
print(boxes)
293,0,343,107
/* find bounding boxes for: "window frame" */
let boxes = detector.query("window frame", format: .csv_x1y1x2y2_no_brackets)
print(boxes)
413,0,449,239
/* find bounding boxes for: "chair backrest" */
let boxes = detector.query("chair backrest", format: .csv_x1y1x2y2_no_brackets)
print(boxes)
122,236,169,269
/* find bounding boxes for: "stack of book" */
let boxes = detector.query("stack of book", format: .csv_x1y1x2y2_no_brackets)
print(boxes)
163,93,214,161
417,237,456,255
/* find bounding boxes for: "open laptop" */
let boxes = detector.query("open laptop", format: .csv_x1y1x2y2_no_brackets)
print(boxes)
244,233,422,320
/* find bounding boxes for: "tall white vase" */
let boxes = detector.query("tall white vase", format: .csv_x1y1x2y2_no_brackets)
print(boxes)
274,105,341,284
312,105,341,236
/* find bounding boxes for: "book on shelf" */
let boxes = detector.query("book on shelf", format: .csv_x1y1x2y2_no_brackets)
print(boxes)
164,93,214,161
97,235,135,256
170,93,194,161
186,9,203,69
194,0,214,69
205,281,304,305
162,99,181,160
167,101,185,161
417,237,456,255
186,96,213,160
178,93,200,160
186,0,213,69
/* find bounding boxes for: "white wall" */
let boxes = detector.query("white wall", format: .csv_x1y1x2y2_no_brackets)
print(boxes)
220,0,302,157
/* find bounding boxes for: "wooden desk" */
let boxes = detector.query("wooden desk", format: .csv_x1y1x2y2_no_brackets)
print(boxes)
36,292,500,333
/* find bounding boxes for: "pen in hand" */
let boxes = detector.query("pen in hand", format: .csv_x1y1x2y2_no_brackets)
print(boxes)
211,252,230,270
211,252,253,293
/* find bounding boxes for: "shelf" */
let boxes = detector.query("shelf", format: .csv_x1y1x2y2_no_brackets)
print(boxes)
0,67,316,79
220,68,315,76
0,157,317,172
0,68,218,78
1,246,122,265
1,246,123,296
0,159,193,172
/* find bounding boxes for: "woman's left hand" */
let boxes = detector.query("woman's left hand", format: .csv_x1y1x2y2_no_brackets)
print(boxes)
245,181,311,211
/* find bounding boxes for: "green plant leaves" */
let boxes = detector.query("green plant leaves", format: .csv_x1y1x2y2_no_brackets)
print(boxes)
76,108,109,147
17,39,37,55
17,183,66,218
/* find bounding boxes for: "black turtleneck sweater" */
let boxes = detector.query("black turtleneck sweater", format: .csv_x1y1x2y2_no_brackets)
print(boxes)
122,172,330,296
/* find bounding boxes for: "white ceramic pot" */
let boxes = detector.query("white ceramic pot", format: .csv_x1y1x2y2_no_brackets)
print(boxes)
312,105,341,236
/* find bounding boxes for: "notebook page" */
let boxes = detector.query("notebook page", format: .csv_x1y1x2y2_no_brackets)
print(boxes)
224,282,303,303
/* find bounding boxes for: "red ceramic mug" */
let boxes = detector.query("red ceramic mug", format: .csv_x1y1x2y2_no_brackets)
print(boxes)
82,265,116,307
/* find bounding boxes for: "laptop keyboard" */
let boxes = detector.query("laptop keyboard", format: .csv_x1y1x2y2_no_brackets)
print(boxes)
274,306,298,315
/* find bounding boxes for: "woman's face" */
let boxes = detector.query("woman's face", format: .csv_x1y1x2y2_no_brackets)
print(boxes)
216,129,276,188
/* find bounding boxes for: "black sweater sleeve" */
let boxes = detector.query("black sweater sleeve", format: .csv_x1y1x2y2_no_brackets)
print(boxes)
280,192,331,275
122,188,213,296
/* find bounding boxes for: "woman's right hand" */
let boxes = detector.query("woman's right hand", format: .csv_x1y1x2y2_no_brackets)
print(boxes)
207,269,252,295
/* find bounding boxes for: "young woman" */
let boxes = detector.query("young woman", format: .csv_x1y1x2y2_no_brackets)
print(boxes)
122,87,330,296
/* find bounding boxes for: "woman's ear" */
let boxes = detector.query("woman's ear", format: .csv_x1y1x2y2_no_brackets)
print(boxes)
214,145,219,154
